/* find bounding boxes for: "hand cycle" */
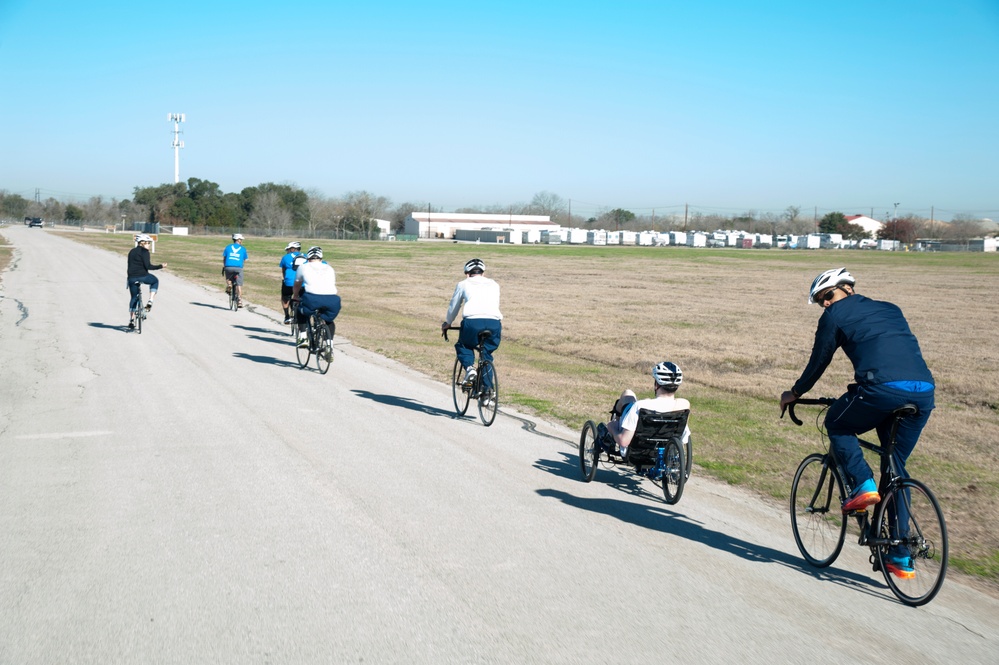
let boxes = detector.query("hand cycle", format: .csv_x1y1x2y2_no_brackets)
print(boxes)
782,397,947,606
128,282,148,334
294,301,334,375
443,326,499,426
578,407,690,504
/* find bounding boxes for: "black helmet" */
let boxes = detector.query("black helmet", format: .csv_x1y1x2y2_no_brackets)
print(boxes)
464,258,485,274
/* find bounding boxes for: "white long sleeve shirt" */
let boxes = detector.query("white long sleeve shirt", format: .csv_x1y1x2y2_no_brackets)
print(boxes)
445,274,502,325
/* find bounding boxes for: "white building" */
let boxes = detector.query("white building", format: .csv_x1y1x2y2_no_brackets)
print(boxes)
403,212,559,240
845,215,883,238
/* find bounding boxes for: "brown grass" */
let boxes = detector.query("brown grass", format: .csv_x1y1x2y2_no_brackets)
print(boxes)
58,231,999,589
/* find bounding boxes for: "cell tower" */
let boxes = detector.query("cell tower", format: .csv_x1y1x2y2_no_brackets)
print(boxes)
167,113,186,183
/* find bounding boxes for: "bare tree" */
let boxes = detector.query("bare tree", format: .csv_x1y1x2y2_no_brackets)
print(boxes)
249,191,292,236
529,191,567,223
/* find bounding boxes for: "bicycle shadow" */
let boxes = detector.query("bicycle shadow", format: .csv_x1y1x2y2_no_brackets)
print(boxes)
245,334,294,347
233,324,287,338
189,301,230,311
534,451,683,505
351,390,455,419
88,322,133,333
232,352,300,368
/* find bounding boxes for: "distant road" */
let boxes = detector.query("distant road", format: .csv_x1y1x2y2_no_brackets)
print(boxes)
1,226,997,664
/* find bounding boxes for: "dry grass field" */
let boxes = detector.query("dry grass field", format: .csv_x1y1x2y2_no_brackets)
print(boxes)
37,230,999,590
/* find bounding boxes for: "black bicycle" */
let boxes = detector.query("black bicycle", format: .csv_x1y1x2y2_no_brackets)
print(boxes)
783,398,947,606
128,283,148,334
287,297,299,336
227,272,239,312
444,326,499,426
295,308,335,375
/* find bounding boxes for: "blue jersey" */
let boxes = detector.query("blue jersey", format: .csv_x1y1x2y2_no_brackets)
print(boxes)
279,252,302,286
223,243,248,268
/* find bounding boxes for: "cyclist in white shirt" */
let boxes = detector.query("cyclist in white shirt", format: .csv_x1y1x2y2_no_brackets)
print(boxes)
441,258,502,386
291,247,340,348
603,361,691,460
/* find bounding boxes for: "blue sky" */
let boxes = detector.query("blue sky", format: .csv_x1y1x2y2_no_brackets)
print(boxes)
1,0,997,221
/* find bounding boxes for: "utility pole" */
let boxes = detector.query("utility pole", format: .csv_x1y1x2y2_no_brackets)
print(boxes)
168,113,186,183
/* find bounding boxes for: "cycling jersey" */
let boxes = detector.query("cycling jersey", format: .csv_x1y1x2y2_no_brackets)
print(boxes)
223,243,248,268
279,252,302,287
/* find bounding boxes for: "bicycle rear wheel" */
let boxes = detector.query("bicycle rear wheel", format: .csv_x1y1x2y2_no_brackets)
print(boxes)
578,421,599,482
295,325,311,368
477,360,498,426
451,358,470,416
229,282,238,311
288,300,299,336
315,322,333,375
661,439,685,504
790,453,847,568
875,478,948,606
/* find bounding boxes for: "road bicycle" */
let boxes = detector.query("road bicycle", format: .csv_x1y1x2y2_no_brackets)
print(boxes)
287,297,299,336
783,398,947,606
295,307,334,374
127,282,148,334
578,408,689,504
444,326,499,427
226,272,239,312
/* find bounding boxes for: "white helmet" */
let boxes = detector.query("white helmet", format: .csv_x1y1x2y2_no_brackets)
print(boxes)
232,233,245,241
808,268,856,304
464,258,485,274
285,241,301,250
307,248,323,260
652,361,682,390
135,234,152,243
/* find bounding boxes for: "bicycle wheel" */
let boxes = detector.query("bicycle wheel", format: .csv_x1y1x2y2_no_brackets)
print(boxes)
790,454,847,568
661,439,686,504
875,478,948,606
578,421,599,482
451,357,471,416
684,435,693,480
477,360,499,426
288,301,299,336
295,325,311,368
315,322,333,375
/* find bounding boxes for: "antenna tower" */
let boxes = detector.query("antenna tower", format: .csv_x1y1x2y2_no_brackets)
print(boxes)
167,113,186,183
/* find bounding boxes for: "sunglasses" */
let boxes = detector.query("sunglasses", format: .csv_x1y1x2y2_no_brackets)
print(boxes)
818,288,840,303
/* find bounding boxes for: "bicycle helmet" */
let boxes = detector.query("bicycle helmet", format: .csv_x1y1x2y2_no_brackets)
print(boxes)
652,361,683,390
464,258,485,274
232,233,245,241
285,241,301,250
808,268,856,304
135,234,152,243
307,248,323,260
306,245,322,254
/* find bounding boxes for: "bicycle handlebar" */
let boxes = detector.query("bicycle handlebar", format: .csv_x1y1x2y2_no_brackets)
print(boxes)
442,325,460,342
781,397,836,426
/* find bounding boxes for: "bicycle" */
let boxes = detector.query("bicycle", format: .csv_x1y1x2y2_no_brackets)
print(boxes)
294,305,334,374
783,398,947,606
127,282,149,334
443,326,499,426
287,297,299,337
226,272,239,312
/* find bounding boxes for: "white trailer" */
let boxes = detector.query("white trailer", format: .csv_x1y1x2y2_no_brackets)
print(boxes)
670,231,687,246
566,228,588,244
687,232,707,247
637,231,656,246
587,230,607,245
621,231,637,245
605,231,621,245
522,229,541,244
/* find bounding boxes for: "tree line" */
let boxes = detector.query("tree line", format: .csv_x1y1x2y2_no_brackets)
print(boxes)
0,185,991,243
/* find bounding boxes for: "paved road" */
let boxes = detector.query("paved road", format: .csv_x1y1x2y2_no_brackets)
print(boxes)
1,225,997,664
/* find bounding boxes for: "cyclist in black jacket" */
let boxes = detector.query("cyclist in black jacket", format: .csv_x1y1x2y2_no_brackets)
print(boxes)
126,234,167,327
780,268,934,578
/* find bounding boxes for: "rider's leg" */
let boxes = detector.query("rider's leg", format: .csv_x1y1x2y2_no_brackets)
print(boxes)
824,386,887,490
145,274,159,305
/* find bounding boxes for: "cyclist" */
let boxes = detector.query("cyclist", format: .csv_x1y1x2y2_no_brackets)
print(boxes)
779,267,935,579
441,258,502,387
222,233,248,307
126,234,167,329
291,247,340,348
600,361,691,461
279,241,303,323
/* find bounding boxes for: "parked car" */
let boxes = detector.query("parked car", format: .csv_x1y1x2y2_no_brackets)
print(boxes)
27,217,44,228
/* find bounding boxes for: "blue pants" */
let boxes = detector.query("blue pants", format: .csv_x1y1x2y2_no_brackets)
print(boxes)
825,382,935,491
456,319,501,390
127,275,159,310
297,293,341,325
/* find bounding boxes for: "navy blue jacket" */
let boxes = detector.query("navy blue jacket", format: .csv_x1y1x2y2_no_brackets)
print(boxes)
793,294,933,396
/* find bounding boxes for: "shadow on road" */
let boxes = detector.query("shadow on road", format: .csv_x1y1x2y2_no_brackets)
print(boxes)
536,475,889,601
233,324,286,338
189,301,230,311
351,389,455,419
88,321,132,333
232,352,300,368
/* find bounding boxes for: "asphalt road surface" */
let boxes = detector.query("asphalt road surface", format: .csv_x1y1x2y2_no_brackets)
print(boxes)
1,225,997,664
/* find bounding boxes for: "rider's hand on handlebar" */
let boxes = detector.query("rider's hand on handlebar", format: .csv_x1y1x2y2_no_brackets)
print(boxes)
779,390,798,416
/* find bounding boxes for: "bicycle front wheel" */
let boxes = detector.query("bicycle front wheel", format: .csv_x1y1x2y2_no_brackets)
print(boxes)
315,322,333,375
875,478,948,606
790,453,847,568
578,421,599,482
661,439,686,505
477,360,498,426
229,285,238,312
451,358,470,416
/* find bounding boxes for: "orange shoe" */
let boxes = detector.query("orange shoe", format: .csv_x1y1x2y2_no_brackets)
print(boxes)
842,478,880,512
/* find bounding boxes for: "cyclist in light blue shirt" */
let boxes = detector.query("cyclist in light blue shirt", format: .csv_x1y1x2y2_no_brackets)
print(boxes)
222,233,249,307
279,241,302,323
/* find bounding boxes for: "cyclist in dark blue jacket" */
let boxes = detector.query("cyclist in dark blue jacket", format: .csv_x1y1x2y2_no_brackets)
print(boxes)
780,268,934,579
